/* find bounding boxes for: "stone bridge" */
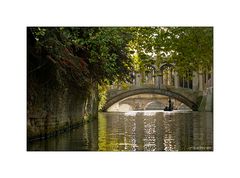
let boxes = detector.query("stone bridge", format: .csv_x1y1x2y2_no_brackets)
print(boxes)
102,63,213,112
102,85,202,111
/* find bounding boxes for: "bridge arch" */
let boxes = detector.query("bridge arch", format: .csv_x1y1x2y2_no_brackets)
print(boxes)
102,88,198,111
144,101,165,110
159,63,175,72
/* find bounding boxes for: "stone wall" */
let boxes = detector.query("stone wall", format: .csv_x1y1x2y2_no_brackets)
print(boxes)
198,87,213,112
27,63,98,141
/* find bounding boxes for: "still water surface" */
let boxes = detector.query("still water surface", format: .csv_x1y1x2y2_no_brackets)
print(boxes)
28,111,213,151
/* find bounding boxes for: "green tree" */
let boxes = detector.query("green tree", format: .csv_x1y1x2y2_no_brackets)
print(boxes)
129,27,213,77
166,27,213,75
29,27,135,86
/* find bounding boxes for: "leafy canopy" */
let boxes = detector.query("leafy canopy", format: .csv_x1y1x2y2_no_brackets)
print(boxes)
129,27,213,76
30,27,135,86
29,27,213,86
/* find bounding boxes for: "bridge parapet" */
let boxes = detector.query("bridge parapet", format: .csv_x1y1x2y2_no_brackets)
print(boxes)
107,84,155,98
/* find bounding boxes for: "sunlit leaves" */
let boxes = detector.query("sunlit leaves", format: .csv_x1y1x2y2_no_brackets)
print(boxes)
129,27,213,77
169,27,213,73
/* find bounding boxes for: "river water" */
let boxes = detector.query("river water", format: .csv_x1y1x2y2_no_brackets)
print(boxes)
27,111,213,151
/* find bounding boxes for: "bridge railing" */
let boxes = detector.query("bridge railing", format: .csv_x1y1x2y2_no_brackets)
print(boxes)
107,83,156,97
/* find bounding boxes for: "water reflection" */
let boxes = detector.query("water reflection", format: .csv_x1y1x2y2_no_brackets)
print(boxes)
28,111,213,151
143,117,156,151
163,114,177,151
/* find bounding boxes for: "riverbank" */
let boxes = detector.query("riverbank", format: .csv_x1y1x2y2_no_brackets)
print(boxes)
27,77,98,141
27,28,100,141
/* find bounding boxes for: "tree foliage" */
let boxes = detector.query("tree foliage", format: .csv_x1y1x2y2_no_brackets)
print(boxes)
29,26,213,84
129,27,213,76
166,27,213,74
29,27,134,88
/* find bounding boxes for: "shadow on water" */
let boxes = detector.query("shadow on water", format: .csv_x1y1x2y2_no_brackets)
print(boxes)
28,110,213,151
